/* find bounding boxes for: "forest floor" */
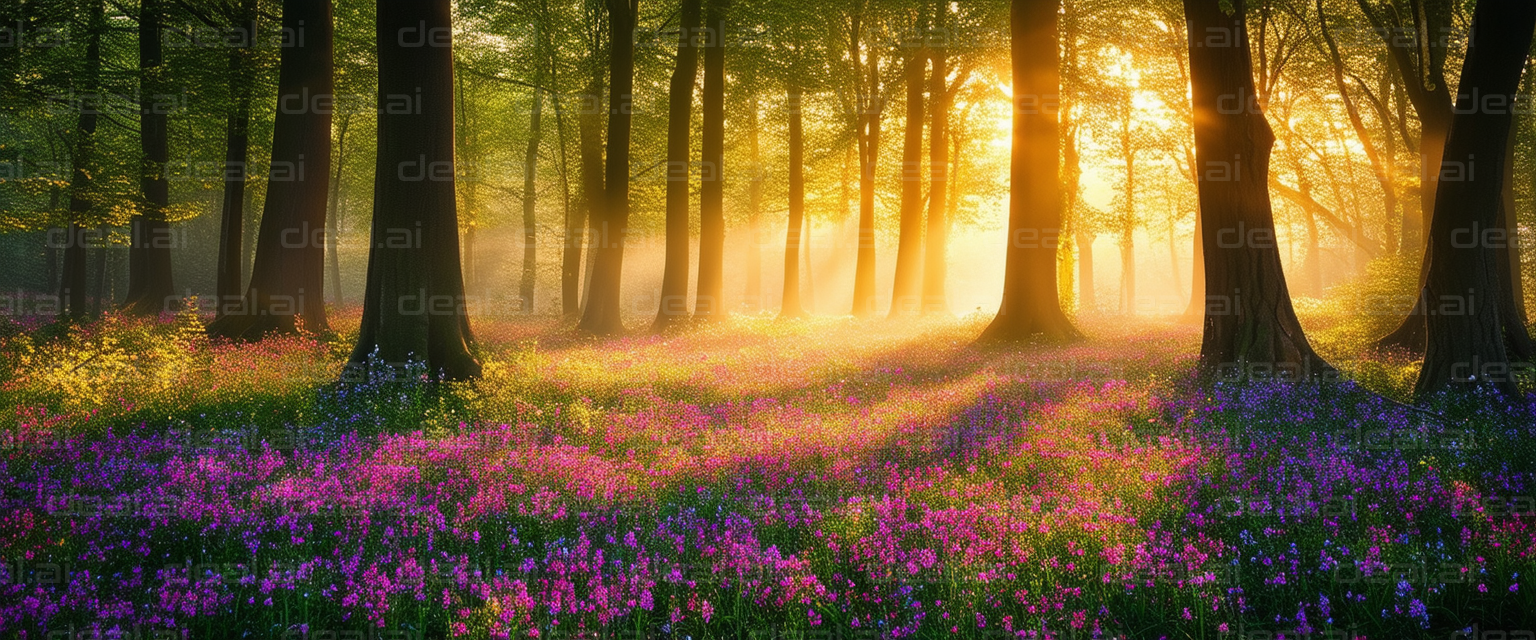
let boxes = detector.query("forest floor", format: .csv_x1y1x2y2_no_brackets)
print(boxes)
1,308,1533,638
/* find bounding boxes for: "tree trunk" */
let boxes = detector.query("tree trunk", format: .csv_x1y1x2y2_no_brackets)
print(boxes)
328,115,350,307
1495,121,1533,360
91,224,107,317
570,64,605,319
694,0,728,321
1118,121,1136,316
123,0,175,317
978,0,1080,342
921,34,949,315
1077,231,1096,314
1416,0,1536,397
654,0,701,331
890,35,927,317
850,12,882,318
58,0,105,320
1184,0,1330,381
216,0,259,317
803,213,815,312
781,82,806,318
578,0,638,336
348,0,479,380
211,0,332,338
745,92,763,312
521,86,544,314
1359,0,1455,351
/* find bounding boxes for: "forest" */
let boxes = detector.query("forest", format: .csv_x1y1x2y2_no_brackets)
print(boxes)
2,0,1536,637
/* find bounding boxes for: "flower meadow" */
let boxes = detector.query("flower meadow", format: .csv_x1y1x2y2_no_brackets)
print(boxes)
1,309,1534,639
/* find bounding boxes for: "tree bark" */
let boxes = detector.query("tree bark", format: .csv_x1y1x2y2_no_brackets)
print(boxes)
578,0,639,336
1184,0,1330,381
348,0,480,380
890,29,927,317
1416,0,1536,397
694,0,728,321
745,92,763,312
123,0,176,317
58,0,105,320
654,0,701,331
850,9,882,318
570,56,606,319
521,86,544,314
327,114,350,307
921,28,950,316
781,82,806,319
216,0,259,317
978,0,1080,342
1358,0,1456,351
212,0,333,337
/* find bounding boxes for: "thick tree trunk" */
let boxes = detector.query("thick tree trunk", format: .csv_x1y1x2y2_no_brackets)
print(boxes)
216,0,259,317
1416,0,1536,397
1184,0,1330,381
890,39,927,317
211,0,332,338
978,0,1080,343
694,0,727,321
578,0,638,336
348,0,479,380
123,0,175,316
521,86,544,314
654,0,701,331
1359,0,1455,351
58,1,105,320
569,66,605,319
1495,123,1532,360
850,14,882,319
921,38,949,316
781,83,807,319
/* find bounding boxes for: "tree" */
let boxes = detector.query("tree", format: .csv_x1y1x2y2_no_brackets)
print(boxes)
1182,0,1330,381
348,0,480,380
847,2,886,319
520,82,544,314
694,0,729,321
210,0,333,338
977,0,1080,343
568,0,608,320
1415,0,1536,397
654,0,702,332
214,0,260,317
122,0,175,317
577,0,639,336
781,82,807,318
889,8,927,317
57,0,106,320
